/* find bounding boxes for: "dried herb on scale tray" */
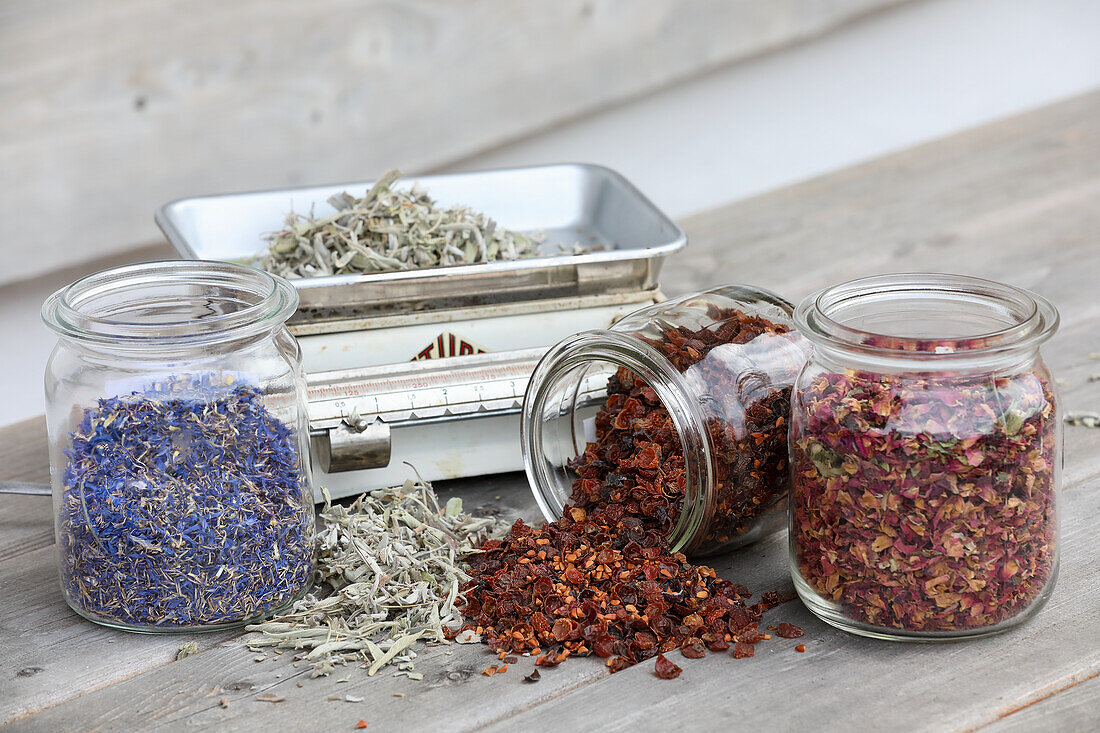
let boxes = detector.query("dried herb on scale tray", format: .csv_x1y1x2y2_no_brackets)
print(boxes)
248,478,507,677
258,169,583,278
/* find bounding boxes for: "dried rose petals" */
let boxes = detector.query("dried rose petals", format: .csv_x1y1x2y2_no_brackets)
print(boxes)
791,366,1058,633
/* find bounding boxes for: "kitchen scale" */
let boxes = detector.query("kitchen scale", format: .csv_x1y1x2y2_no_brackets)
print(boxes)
157,164,685,496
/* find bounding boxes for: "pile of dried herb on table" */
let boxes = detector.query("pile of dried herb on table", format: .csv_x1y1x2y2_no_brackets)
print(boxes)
247,478,507,677
791,367,1058,632
59,377,313,628
456,309,805,678
257,169,580,278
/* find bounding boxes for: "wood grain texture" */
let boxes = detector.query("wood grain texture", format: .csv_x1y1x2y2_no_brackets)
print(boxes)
0,418,52,562
662,91,1100,313
0,0,908,286
3,92,1100,731
980,673,1100,732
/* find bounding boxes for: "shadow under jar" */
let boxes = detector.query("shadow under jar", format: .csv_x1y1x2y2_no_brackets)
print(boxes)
790,274,1061,641
41,261,315,632
522,285,810,557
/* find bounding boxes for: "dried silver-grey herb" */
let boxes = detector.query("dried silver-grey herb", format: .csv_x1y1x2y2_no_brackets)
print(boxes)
246,477,507,677
1065,411,1100,428
257,169,579,278
175,641,199,661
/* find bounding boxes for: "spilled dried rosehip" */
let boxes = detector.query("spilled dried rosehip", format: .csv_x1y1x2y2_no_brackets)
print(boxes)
566,306,805,555
458,305,807,679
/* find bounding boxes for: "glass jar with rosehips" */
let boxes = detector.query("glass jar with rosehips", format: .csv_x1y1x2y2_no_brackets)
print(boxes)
790,274,1061,640
522,285,810,556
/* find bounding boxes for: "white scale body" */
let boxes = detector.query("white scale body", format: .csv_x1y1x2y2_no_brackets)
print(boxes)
298,289,661,495
157,164,685,497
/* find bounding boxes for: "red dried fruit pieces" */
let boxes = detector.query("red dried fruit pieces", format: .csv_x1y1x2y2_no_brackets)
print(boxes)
795,644,806,653
592,635,616,658
607,656,631,673
792,366,1058,632
458,309,804,680
552,618,575,642
732,642,755,659
769,623,804,639
654,654,682,679
706,636,730,652
680,640,706,659
459,515,763,679
735,623,764,644
566,308,805,555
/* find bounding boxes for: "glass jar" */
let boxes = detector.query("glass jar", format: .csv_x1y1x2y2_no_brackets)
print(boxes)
522,285,810,556
42,261,315,632
790,274,1061,640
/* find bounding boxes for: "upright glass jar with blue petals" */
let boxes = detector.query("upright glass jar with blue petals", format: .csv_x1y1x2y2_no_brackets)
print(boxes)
42,261,315,632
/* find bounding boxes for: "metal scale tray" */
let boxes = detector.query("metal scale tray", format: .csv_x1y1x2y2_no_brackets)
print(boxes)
157,164,685,328
157,164,685,491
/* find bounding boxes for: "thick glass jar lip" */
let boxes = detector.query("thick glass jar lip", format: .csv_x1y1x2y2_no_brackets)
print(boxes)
42,260,299,346
794,273,1059,360
521,329,713,555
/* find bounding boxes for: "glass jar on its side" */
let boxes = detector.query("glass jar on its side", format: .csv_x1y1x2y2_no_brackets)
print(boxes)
522,285,809,556
790,274,1061,640
42,261,315,632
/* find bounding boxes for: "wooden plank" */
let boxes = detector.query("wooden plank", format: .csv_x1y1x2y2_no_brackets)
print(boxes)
0,0,909,286
663,91,1100,315
980,673,1100,732
477,467,1100,733
4,92,1100,730
0,470,534,725
3,407,1098,732
0,417,49,483
0,417,53,563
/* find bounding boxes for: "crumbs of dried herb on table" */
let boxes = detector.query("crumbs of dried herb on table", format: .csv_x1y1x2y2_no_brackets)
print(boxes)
1065,411,1100,428
258,169,584,278
247,478,508,677
58,376,313,628
566,306,804,554
791,365,1058,632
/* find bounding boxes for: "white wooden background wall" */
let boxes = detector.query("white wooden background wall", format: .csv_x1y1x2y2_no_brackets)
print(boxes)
0,0,911,286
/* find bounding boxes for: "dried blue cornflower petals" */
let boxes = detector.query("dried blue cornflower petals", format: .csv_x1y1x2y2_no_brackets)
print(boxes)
58,374,314,629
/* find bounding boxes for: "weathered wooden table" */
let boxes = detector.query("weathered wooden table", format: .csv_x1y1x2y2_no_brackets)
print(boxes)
3,92,1099,732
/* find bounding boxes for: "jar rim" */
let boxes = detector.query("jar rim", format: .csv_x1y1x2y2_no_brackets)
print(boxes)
42,260,299,346
520,329,713,555
794,273,1059,360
